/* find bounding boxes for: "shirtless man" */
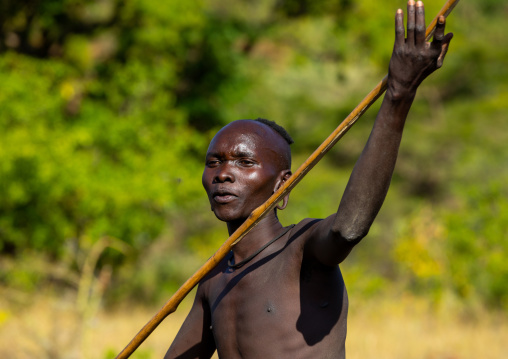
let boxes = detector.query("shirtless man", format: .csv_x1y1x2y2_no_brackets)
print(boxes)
165,1,453,358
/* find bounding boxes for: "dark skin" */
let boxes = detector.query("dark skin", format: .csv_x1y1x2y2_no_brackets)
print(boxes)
165,2,453,358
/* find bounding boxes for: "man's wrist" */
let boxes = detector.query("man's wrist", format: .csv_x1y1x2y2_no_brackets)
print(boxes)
386,80,418,103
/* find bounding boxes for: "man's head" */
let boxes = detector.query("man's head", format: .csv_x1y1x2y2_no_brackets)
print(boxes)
253,118,293,169
202,119,293,223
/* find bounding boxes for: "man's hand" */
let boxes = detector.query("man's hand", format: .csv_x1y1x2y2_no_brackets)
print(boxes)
388,0,453,99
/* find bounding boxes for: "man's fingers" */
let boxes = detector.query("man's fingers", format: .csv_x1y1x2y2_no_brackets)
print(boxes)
415,1,426,45
406,0,416,47
433,16,446,43
436,43,449,68
433,16,453,68
436,33,453,68
395,9,405,49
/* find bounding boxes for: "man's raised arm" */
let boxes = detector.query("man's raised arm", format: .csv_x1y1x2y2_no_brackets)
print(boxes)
306,1,453,266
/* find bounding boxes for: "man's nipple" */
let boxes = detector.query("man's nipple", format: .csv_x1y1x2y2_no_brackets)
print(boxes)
265,301,275,313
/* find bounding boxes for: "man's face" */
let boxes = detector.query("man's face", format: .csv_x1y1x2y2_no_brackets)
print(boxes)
202,120,289,223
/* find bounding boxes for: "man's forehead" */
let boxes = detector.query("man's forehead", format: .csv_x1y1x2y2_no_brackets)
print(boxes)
208,121,272,151
218,120,269,138
206,140,256,157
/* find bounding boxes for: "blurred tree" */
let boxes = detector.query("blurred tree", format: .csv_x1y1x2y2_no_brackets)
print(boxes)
0,0,210,260
0,0,506,309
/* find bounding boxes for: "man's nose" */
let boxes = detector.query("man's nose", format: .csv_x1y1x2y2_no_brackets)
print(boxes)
214,163,235,183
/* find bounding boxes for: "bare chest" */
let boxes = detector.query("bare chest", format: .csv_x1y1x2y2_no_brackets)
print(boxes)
204,247,348,358
209,248,300,324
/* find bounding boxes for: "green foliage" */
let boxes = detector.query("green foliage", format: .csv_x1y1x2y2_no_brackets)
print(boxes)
444,182,508,309
0,0,209,261
392,182,508,310
0,0,507,310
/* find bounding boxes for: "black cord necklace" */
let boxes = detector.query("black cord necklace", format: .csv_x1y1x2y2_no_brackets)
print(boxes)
228,224,295,269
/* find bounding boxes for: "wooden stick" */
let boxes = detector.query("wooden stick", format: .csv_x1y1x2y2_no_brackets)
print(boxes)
115,1,460,357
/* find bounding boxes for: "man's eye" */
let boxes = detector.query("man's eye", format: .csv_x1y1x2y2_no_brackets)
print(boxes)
238,159,254,166
206,160,220,167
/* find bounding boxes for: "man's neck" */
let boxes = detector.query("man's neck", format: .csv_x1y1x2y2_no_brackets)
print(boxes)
227,212,285,264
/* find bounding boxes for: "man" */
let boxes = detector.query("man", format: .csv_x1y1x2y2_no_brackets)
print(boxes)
165,1,453,358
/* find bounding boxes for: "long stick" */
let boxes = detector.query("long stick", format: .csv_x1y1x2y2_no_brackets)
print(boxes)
116,1,460,357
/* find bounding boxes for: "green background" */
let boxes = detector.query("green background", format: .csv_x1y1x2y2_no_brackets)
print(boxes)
0,0,507,311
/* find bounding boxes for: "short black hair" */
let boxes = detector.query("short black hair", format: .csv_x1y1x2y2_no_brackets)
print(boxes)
254,118,294,145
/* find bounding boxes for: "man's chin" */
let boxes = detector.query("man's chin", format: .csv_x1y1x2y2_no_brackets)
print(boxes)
212,209,246,224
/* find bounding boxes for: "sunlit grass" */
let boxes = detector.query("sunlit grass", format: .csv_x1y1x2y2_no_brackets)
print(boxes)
346,294,508,359
1,288,506,359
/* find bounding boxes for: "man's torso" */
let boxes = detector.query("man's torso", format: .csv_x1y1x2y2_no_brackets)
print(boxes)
202,219,348,359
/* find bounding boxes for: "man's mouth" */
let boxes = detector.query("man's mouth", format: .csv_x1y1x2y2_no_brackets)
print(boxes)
212,190,237,204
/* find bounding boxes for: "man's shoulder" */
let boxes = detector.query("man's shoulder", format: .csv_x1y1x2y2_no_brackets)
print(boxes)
289,216,332,239
198,255,229,289
282,217,326,252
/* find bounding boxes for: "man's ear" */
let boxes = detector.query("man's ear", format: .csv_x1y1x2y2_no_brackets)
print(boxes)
273,170,292,191
274,170,292,210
